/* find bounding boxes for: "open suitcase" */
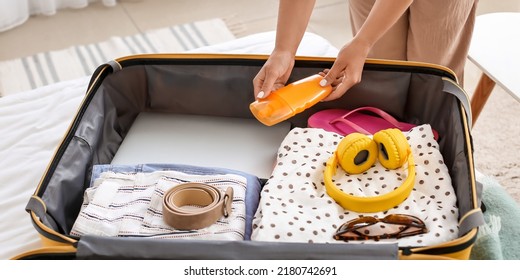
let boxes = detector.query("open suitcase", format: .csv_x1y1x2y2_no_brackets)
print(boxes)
17,54,484,260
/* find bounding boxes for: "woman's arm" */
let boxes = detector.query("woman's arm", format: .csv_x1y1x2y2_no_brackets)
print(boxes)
253,0,316,99
321,0,414,101
274,0,316,55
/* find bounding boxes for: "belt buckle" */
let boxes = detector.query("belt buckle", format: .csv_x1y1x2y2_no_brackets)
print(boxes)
222,187,234,218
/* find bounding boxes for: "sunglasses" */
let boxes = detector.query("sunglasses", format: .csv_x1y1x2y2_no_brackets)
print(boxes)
334,214,428,241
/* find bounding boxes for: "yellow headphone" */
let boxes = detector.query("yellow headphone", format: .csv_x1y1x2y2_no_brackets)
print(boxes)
323,128,415,213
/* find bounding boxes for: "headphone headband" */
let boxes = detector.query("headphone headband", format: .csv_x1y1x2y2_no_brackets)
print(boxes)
323,147,415,213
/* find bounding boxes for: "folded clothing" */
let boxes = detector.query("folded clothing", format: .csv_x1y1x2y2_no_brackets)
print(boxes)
71,168,248,241
251,125,459,247
86,163,262,240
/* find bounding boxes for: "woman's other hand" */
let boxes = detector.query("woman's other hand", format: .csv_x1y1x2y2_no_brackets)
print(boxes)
253,50,295,99
319,39,371,101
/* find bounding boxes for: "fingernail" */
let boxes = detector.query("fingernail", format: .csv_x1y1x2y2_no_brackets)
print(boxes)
319,79,327,87
257,91,265,99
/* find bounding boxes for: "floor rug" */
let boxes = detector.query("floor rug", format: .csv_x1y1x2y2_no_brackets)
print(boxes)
0,18,237,97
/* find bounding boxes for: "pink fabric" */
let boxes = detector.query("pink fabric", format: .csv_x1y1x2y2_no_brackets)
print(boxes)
308,106,439,139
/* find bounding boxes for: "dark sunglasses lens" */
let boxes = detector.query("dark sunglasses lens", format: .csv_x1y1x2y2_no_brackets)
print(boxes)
338,217,375,231
384,214,424,226
335,214,427,241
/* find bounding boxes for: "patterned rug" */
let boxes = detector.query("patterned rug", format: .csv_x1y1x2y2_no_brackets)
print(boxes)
0,18,238,97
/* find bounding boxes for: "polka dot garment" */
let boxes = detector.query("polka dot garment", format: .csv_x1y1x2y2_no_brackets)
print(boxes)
251,125,459,247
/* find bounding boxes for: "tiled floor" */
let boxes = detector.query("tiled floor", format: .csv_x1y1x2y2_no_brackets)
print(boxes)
0,0,352,61
1,0,519,61
1,0,519,203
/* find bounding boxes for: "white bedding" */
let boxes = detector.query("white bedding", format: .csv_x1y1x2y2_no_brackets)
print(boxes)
0,31,338,259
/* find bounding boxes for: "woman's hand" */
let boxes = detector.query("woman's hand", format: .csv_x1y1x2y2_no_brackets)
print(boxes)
253,50,295,99
320,38,371,101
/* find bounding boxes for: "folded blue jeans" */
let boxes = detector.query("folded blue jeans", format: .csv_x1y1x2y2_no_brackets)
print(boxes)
90,163,262,240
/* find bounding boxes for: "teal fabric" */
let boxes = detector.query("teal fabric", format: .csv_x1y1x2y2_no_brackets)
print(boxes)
470,172,520,260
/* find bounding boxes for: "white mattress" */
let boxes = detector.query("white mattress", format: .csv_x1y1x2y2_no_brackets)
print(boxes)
0,31,338,259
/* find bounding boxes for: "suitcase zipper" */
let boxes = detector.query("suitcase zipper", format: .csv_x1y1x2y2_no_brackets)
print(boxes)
27,65,112,245
110,54,459,83
32,64,112,198
401,228,478,257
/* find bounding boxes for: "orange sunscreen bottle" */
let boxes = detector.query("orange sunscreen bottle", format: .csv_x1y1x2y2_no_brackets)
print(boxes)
250,74,332,126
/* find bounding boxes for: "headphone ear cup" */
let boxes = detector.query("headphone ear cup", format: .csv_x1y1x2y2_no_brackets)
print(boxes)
373,128,409,170
336,133,378,174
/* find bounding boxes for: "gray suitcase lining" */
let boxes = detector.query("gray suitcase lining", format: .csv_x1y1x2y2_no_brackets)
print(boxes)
27,57,479,259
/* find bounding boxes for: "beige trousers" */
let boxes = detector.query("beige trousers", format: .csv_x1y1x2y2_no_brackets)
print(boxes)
349,0,478,83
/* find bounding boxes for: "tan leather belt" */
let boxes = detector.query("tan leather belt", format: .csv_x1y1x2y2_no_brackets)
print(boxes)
162,183,233,230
